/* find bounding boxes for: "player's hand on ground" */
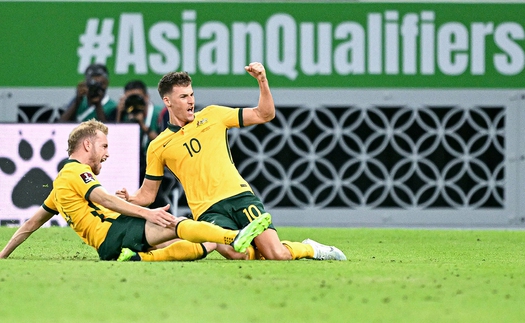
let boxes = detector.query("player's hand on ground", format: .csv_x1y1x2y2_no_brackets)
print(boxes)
115,188,129,201
146,204,176,228
245,62,267,82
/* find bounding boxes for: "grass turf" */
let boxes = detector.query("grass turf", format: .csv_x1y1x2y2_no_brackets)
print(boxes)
0,226,524,323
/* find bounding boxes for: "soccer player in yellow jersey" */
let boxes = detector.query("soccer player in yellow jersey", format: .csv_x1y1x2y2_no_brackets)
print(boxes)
118,62,346,261
0,119,270,261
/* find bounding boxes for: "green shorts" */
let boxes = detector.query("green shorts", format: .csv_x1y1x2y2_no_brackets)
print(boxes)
198,192,276,231
97,216,152,260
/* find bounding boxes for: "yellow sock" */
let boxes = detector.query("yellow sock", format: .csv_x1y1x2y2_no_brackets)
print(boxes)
176,219,238,245
138,240,205,261
282,240,315,260
246,246,256,260
245,246,266,260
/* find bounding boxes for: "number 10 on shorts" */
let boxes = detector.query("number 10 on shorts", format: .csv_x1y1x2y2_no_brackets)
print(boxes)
242,205,262,222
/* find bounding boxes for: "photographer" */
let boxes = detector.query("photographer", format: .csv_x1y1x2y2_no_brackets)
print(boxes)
59,64,117,122
117,80,163,183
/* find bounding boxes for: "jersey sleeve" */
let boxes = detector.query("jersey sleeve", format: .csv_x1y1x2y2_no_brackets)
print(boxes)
210,105,243,129
42,190,58,215
71,170,102,200
144,144,165,181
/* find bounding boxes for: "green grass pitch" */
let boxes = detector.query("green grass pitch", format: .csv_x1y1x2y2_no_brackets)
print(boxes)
0,226,524,323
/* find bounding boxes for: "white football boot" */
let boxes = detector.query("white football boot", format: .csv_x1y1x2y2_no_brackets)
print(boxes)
302,238,347,261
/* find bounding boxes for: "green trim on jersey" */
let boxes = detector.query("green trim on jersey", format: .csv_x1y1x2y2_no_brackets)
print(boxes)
167,122,182,132
85,184,101,201
145,174,163,181
42,203,58,215
238,108,244,128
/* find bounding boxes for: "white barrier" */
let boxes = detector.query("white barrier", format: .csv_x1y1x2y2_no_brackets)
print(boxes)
0,123,140,226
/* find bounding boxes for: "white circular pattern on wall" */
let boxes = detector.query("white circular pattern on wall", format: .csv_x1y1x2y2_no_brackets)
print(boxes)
230,105,504,209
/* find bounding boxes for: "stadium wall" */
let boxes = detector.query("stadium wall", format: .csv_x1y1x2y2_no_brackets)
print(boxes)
1,1,525,228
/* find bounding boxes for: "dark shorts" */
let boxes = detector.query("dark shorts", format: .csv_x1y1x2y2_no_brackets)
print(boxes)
198,192,276,231
97,216,152,261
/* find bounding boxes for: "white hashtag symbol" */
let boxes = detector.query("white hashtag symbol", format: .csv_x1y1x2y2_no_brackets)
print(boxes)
77,18,115,73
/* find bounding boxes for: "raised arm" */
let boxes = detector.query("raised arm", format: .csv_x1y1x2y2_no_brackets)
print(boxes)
0,207,54,259
242,62,276,127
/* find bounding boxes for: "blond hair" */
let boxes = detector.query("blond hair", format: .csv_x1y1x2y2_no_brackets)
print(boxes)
67,119,108,156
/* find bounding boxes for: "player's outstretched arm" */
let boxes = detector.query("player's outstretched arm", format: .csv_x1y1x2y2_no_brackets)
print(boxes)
0,207,54,259
242,62,275,127
90,185,175,228
117,178,161,208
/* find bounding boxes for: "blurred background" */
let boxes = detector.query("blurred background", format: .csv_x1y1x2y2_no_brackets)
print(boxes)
1,0,524,228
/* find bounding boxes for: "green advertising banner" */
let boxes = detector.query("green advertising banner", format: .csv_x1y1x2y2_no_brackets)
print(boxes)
1,1,524,88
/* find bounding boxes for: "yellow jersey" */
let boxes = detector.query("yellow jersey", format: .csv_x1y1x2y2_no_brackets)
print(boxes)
42,160,120,250
145,105,253,218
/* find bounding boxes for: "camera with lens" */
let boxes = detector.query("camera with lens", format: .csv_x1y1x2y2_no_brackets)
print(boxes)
124,94,146,121
87,79,105,99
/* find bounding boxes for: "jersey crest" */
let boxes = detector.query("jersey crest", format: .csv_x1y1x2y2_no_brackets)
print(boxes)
196,118,208,127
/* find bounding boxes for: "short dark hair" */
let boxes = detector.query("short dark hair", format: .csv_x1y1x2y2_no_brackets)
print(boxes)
157,72,192,98
84,64,109,79
124,80,147,94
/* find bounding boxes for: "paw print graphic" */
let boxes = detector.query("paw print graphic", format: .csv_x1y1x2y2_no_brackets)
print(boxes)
0,130,68,209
